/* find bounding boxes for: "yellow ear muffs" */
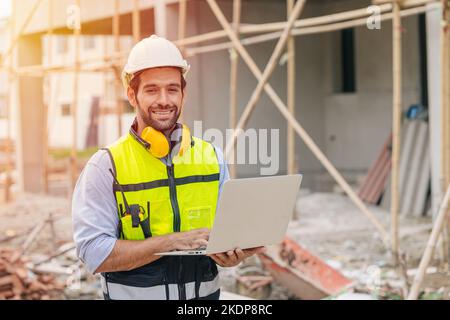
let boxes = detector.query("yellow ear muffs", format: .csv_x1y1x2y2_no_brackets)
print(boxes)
141,126,170,158
141,124,192,158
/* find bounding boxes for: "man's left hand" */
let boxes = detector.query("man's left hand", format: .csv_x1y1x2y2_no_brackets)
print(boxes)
207,247,266,268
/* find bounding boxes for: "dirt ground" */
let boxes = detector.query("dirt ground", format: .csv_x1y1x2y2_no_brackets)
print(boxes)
285,191,450,300
0,191,449,300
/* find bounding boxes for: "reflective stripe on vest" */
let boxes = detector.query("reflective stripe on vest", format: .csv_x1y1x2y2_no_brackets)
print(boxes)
103,131,221,300
102,274,220,300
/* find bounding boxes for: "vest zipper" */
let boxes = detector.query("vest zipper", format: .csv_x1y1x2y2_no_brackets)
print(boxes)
166,164,181,232
166,161,186,299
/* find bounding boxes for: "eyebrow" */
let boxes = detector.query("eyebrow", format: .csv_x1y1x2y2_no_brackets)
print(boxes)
142,83,181,90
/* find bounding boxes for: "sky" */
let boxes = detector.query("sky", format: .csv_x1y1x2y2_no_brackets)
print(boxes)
0,0,11,19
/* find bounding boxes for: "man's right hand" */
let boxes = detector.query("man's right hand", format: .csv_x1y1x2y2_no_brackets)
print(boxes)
95,228,211,273
169,228,210,251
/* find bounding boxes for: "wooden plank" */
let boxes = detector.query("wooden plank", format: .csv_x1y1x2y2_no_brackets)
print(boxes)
229,0,241,179
358,134,392,202
366,151,391,204
175,0,433,48
401,121,429,217
132,0,141,44
382,121,419,210
113,0,123,138
287,0,297,175
70,0,81,196
412,139,431,216
399,121,419,199
391,0,403,262
155,0,167,38
185,5,430,57
43,0,54,195
359,145,387,201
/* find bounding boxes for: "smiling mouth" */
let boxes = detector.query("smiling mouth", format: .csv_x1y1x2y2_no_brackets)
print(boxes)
151,109,175,116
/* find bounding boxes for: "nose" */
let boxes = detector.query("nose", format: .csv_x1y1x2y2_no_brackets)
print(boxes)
156,89,169,106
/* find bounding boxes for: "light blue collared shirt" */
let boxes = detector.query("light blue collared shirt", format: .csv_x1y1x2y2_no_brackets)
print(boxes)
72,138,230,274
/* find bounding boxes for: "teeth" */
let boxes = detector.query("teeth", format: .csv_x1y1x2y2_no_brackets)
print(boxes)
153,110,173,115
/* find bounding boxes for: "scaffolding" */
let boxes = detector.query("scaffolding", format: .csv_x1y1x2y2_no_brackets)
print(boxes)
0,0,449,299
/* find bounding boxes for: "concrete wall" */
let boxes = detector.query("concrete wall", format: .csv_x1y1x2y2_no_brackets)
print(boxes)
322,0,422,183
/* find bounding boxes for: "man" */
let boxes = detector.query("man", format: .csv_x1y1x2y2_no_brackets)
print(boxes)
72,35,263,300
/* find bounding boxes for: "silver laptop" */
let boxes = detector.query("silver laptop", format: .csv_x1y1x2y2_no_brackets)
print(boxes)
156,174,302,256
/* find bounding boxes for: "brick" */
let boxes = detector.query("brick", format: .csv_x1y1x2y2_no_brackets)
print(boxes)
3,291,14,299
0,275,14,287
30,292,41,300
39,275,54,284
28,280,47,293
14,267,28,281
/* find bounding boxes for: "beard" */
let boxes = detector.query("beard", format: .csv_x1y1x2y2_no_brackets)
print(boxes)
137,101,181,132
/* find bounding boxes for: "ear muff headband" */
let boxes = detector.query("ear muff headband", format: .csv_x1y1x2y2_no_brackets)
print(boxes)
179,124,191,157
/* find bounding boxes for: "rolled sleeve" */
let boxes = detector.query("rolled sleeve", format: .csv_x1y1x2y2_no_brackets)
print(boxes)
71,151,119,274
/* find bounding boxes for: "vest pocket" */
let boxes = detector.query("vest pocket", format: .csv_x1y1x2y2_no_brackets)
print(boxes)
149,199,174,236
183,206,213,231
120,213,147,240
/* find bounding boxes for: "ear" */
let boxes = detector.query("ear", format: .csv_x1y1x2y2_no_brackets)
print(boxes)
127,87,138,108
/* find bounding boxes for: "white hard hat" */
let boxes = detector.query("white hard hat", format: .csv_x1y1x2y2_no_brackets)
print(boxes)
121,34,190,89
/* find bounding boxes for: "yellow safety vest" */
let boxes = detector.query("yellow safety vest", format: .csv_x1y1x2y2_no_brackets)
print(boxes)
107,128,220,239
101,125,221,300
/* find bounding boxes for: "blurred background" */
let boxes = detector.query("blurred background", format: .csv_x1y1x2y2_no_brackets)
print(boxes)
0,0,449,300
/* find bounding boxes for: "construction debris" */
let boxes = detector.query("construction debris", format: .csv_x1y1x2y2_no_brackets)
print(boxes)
358,133,392,205
235,265,273,299
0,248,64,300
382,117,432,218
258,238,353,300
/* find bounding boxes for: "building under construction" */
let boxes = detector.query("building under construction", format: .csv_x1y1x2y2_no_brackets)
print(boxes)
0,0,449,300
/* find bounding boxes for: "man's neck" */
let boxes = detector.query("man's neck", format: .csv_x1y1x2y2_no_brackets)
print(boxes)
136,117,177,139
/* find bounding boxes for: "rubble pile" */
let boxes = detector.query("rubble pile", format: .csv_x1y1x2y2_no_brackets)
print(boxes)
0,249,65,300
